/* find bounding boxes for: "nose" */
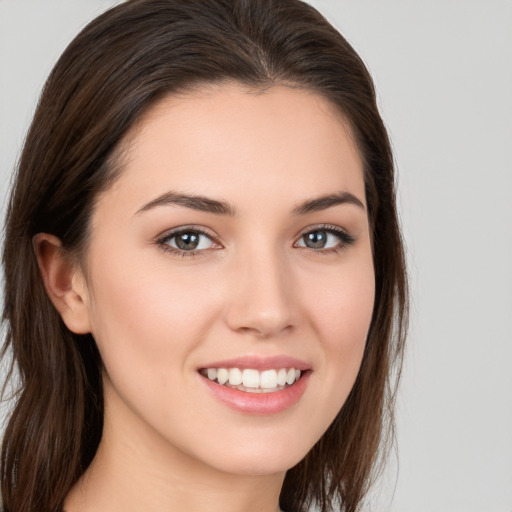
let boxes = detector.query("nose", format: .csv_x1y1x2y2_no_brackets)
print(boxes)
224,248,297,338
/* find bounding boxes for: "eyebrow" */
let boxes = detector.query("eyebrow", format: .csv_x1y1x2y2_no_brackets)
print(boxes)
135,190,365,216
136,191,236,216
291,191,365,215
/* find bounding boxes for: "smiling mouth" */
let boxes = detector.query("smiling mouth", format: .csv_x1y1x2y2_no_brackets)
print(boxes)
199,367,303,393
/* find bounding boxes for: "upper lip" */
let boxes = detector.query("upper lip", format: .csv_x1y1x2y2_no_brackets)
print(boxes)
199,355,311,372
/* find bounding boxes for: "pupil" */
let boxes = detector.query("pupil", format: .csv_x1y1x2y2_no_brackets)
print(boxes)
305,231,326,249
176,232,199,250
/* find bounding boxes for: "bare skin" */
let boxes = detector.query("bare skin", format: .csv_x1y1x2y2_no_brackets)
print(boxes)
36,83,374,512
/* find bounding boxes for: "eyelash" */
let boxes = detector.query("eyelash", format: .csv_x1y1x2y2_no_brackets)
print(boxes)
156,224,355,258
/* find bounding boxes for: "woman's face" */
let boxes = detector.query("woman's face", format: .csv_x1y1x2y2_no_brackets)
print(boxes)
79,83,375,475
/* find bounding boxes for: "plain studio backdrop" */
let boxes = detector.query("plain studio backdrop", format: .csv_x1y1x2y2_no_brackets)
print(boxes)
1,1,511,511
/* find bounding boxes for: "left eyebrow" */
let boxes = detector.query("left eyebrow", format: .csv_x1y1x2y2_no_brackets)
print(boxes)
135,191,236,216
292,191,365,215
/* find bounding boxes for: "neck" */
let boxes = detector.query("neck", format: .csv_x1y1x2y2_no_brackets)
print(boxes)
65,379,285,512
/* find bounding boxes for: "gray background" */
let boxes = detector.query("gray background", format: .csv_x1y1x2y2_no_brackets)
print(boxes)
1,1,511,511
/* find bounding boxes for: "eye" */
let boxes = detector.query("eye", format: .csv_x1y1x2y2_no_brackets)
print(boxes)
295,226,354,251
157,228,219,256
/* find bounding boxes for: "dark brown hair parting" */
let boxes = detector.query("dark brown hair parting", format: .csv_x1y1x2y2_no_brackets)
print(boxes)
1,1,408,511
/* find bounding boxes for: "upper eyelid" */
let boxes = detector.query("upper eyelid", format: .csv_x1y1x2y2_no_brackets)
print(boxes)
294,223,350,239
157,225,220,243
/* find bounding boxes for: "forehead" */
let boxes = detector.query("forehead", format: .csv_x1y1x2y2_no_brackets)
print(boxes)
103,82,365,213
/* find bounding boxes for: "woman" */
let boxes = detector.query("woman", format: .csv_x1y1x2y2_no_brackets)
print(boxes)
1,1,407,511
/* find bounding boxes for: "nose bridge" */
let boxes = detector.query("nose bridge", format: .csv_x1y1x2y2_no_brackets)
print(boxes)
225,241,296,337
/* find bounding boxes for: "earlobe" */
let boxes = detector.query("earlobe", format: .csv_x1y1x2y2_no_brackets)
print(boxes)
33,233,92,335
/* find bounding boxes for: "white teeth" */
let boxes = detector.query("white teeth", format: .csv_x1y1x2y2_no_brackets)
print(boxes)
286,368,296,385
203,367,303,391
217,368,229,385
277,368,287,386
228,368,243,386
260,369,277,389
242,369,260,388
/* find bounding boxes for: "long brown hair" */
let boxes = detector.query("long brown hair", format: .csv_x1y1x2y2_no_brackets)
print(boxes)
1,1,407,511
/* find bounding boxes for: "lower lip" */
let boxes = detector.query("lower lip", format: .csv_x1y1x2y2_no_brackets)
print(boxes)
200,372,310,415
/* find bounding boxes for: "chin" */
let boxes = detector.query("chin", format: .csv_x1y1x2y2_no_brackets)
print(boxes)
196,432,314,477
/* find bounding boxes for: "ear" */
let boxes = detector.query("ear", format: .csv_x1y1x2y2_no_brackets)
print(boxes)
33,233,92,334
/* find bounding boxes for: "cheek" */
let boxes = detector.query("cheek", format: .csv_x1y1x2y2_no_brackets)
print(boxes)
303,256,375,411
309,259,375,353
86,253,221,382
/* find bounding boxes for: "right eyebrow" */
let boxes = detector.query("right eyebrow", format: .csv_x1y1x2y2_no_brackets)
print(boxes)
291,191,365,215
135,191,237,216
